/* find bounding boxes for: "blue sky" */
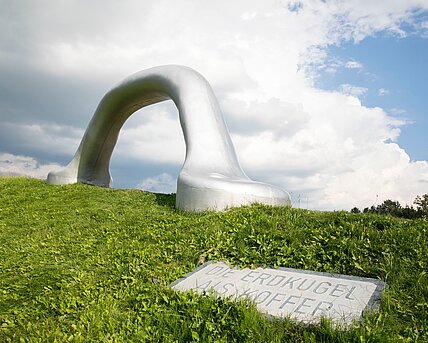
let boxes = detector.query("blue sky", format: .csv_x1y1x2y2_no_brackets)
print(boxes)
1,1,428,210
317,33,428,162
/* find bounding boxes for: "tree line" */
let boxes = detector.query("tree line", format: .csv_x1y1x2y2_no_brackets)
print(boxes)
350,194,428,219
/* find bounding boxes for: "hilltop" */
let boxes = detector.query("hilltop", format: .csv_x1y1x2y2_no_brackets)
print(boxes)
0,177,426,342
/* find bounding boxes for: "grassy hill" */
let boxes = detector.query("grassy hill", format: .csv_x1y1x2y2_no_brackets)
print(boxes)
0,177,426,342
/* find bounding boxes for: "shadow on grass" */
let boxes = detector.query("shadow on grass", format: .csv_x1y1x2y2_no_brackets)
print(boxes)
153,192,176,209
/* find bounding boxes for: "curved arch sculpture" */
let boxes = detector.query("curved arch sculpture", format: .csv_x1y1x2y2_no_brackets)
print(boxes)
47,65,291,211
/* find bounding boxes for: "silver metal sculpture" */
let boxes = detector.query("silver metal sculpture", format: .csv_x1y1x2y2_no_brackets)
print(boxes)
47,65,291,211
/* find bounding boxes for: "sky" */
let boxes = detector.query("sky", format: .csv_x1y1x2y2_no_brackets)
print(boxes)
1,0,428,211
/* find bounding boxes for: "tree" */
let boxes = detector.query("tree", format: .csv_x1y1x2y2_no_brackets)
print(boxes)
353,199,422,219
414,194,428,218
376,199,402,216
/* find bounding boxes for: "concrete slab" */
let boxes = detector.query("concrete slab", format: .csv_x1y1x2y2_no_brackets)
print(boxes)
171,261,385,325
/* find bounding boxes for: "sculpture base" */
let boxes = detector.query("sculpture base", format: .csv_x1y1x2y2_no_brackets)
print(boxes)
176,172,291,211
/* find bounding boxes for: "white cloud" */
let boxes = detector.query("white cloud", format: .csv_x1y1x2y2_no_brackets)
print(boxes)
0,153,63,179
340,84,368,97
232,87,410,209
389,108,407,115
113,102,185,164
306,0,427,42
378,88,390,96
241,12,258,21
419,20,428,37
221,97,309,137
345,60,363,69
1,0,428,210
137,173,176,194
0,122,83,157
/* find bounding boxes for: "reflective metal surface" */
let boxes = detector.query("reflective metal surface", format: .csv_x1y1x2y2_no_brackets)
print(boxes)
47,65,291,211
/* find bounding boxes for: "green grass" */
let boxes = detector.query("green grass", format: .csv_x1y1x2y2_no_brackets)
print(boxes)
0,177,427,342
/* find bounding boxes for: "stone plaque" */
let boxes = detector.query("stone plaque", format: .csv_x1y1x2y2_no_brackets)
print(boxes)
171,261,385,325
